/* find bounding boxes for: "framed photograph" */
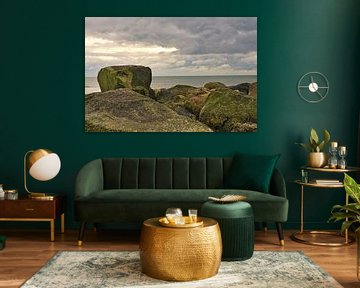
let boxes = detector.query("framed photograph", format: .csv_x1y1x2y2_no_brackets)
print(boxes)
85,17,257,132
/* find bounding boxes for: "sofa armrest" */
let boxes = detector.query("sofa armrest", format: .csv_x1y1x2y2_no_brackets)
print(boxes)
75,159,104,199
269,168,287,198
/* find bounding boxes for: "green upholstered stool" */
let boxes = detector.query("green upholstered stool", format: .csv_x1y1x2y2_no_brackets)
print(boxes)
0,236,6,250
201,201,254,261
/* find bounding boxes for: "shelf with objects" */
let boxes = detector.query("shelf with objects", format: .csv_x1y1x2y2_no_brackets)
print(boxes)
291,166,360,246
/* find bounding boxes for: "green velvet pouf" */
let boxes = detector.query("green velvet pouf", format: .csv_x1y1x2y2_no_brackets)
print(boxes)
201,201,254,261
0,236,6,250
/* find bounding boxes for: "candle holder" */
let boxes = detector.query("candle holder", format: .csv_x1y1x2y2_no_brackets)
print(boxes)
337,146,347,169
328,142,338,169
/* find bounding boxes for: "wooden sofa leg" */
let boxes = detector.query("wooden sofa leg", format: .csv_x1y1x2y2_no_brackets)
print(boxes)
276,222,285,246
93,223,98,233
262,222,268,232
78,222,86,246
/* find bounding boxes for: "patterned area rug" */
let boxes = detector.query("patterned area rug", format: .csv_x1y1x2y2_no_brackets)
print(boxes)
21,251,342,288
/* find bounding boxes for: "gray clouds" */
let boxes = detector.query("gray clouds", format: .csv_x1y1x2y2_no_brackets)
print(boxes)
85,17,257,76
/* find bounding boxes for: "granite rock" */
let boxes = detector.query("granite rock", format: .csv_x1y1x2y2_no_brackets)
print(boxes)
97,65,153,96
85,88,213,132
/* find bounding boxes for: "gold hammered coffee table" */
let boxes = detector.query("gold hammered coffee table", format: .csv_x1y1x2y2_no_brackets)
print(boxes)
139,217,222,281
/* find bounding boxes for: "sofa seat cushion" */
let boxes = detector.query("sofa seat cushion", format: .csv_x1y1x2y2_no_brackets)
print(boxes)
76,189,281,202
75,189,288,222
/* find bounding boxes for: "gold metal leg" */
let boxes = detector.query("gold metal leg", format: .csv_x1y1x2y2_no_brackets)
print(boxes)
262,222,268,232
300,185,304,233
50,219,55,242
61,213,65,234
345,194,349,243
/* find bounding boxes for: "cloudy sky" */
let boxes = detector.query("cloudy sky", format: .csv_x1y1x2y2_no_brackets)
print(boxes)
85,17,257,77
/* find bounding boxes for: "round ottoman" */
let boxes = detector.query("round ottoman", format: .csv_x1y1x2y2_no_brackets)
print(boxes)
201,201,254,261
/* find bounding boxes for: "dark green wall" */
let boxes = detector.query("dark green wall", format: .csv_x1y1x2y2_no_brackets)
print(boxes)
1,0,359,230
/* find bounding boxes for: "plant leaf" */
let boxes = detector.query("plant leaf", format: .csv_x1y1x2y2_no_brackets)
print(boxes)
317,140,325,152
323,129,330,144
295,142,312,152
329,212,357,221
344,173,360,204
331,203,360,215
310,128,319,144
341,220,358,234
308,137,317,152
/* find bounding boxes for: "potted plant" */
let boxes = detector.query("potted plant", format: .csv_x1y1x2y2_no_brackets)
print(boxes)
297,128,330,167
329,173,360,279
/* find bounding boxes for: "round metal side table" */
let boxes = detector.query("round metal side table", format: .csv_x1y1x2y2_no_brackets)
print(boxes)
291,166,359,246
139,217,222,281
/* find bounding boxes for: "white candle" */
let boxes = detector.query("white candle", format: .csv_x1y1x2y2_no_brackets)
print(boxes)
338,146,346,153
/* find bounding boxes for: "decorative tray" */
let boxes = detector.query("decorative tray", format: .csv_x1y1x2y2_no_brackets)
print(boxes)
208,194,246,203
159,216,204,228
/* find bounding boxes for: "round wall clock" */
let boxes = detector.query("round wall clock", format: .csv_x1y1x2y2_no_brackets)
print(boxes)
297,72,329,103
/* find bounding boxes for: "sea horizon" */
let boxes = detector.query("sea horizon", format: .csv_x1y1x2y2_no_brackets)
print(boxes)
85,75,257,94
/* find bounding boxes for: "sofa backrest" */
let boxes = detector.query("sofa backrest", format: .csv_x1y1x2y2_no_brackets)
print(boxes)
102,157,233,189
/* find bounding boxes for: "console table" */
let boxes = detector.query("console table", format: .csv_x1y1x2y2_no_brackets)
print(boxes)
291,166,359,246
0,195,66,241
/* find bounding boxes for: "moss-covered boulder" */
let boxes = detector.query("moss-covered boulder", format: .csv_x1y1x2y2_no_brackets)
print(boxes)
152,88,195,118
97,65,153,96
230,82,257,97
184,91,210,117
167,85,211,116
199,88,257,132
204,82,226,90
229,83,250,94
153,85,210,118
249,82,257,97
166,85,201,96
230,122,257,132
85,88,212,132
152,88,183,103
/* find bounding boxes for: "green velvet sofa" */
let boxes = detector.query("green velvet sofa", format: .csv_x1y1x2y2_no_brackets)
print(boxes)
74,157,288,245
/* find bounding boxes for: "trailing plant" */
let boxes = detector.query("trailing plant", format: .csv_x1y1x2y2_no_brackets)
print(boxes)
329,173,360,233
296,128,330,152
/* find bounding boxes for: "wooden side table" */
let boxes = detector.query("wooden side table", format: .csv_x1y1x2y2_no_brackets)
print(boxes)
0,195,66,241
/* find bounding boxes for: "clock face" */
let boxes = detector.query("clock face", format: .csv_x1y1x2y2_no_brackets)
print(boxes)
297,72,329,103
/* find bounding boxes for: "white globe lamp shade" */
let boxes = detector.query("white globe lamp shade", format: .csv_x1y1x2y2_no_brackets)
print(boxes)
28,150,61,181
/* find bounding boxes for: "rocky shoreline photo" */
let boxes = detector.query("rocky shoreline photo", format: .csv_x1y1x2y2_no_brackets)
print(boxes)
85,65,257,132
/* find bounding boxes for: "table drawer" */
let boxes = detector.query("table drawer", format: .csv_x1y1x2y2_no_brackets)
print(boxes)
1,201,55,218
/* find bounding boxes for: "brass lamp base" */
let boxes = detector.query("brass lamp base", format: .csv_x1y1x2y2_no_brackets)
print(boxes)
28,193,55,200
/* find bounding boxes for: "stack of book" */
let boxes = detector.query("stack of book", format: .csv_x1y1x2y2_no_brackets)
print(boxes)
314,179,341,185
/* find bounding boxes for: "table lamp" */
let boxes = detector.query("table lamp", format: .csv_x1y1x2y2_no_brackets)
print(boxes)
24,148,61,199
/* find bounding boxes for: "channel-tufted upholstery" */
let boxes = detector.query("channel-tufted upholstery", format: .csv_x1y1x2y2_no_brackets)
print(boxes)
103,158,232,190
74,157,288,245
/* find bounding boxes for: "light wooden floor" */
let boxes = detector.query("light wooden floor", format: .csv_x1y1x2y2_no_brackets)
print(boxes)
0,228,358,288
